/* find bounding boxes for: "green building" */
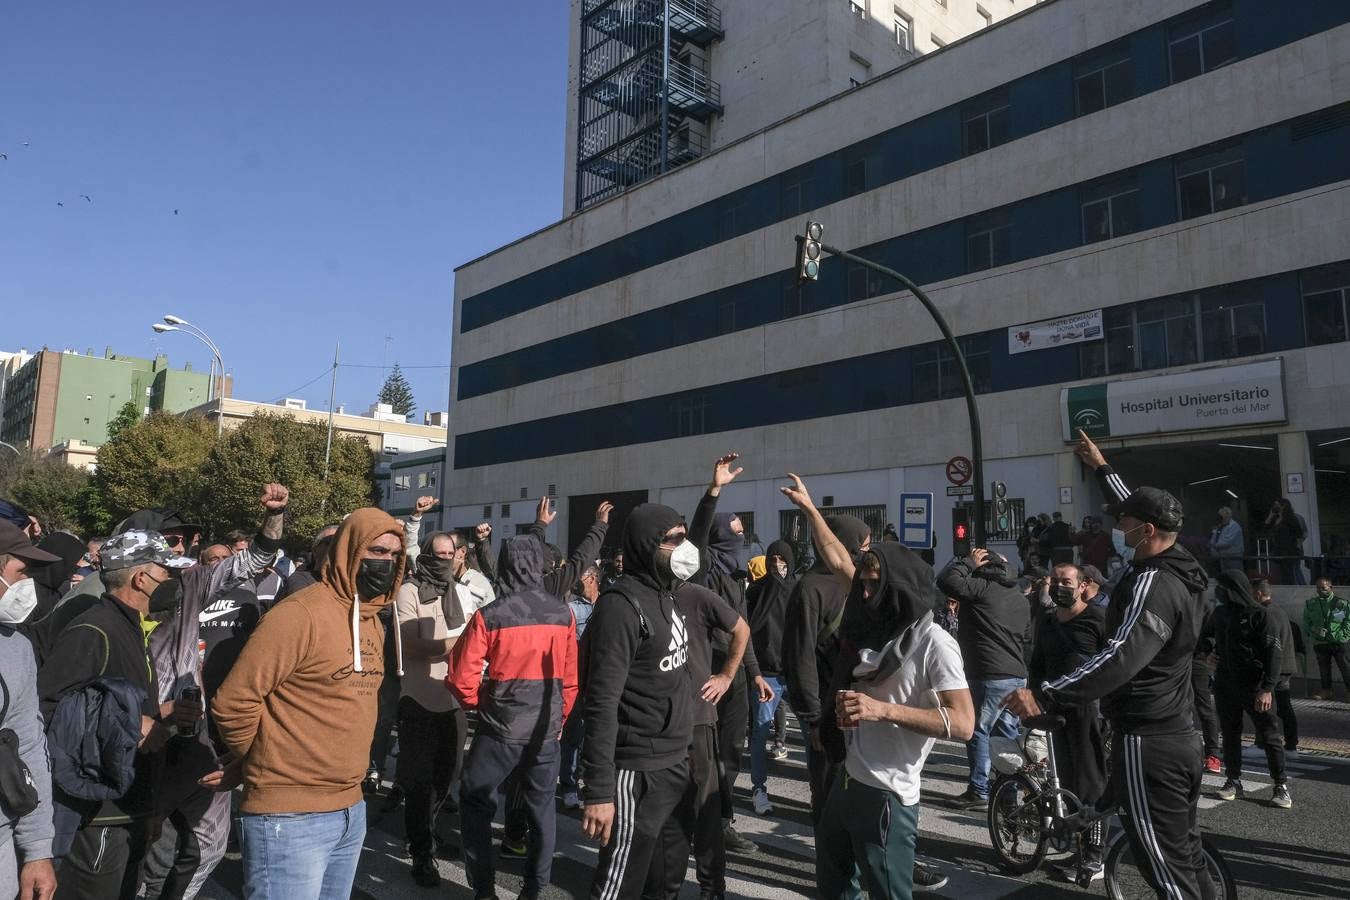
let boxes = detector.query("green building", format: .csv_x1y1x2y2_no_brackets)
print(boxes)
0,348,217,452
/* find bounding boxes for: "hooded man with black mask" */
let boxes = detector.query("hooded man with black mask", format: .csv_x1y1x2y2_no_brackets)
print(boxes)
446,530,579,900
684,454,774,854
744,538,795,815
781,491,872,824
780,480,973,900
580,503,696,900
1210,571,1289,809
937,544,1030,809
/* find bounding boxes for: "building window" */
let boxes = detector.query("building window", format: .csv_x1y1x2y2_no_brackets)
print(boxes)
483,505,492,519
847,265,886,302
429,470,438,487
676,394,710,437
849,0,867,19
394,475,410,493
964,99,1011,155
417,472,430,489
501,503,511,517
1303,265,1350,346
894,13,912,49
1169,17,1236,83
967,222,1012,272
912,337,991,402
1081,188,1140,243
1075,57,1132,115
976,4,991,27
1176,150,1246,220
1200,298,1266,361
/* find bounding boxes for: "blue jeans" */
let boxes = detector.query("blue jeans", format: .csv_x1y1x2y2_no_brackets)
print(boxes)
749,675,785,792
239,801,365,900
966,676,1025,797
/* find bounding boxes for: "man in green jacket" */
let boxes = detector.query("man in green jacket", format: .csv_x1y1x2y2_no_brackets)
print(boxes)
1303,577,1350,699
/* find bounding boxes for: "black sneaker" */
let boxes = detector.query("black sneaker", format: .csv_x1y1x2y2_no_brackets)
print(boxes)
721,824,758,854
500,837,528,858
913,863,948,892
952,788,988,810
411,854,440,888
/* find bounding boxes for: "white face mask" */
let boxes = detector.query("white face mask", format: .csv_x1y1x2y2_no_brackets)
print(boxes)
0,574,39,625
668,541,701,582
775,560,789,580
1111,525,1144,563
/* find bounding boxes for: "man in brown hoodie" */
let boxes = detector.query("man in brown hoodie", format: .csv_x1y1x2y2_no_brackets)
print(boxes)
212,507,405,900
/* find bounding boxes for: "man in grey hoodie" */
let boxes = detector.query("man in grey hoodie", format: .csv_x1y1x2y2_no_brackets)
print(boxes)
1,520,59,898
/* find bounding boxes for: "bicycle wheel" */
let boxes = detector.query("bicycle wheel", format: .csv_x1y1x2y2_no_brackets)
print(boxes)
1104,833,1237,900
986,773,1050,874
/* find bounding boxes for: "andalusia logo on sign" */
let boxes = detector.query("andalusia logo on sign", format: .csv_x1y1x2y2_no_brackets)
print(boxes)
1066,383,1110,438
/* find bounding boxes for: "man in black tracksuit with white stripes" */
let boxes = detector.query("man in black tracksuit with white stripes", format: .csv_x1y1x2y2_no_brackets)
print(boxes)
581,503,695,900
1006,430,1216,900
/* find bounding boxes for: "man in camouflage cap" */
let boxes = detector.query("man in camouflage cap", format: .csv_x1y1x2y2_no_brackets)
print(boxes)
37,529,193,899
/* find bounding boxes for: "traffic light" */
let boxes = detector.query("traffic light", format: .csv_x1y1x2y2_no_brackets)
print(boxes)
992,481,1010,533
796,220,824,282
952,506,972,558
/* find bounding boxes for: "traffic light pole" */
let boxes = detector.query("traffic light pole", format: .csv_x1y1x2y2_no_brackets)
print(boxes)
817,242,987,545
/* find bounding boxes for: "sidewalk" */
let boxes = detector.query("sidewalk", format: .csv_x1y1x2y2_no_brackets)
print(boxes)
1245,695,1350,757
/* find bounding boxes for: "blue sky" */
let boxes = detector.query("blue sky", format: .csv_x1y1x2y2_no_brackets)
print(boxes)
0,2,569,418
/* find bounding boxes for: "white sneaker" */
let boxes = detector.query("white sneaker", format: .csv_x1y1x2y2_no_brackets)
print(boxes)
562,792,582,810
751,787,773,815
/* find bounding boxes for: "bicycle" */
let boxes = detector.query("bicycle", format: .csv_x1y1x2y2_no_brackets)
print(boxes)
986,713,1237,899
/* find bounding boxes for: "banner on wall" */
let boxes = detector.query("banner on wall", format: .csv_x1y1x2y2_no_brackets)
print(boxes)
1008,309,1103,355
1061,358,1287,441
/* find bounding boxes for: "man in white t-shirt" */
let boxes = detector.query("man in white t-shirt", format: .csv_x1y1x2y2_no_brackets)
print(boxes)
781,477,974,900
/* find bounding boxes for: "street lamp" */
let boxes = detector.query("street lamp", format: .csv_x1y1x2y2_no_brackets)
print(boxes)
150,315,226,438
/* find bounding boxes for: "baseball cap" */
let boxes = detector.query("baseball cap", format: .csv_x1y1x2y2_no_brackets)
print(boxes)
1080,564,1109,588
100,530,196,573
1104,486,1184,531
0,520,60,565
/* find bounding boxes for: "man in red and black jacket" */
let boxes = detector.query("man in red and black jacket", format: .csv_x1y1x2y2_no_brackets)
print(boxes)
446,529,578,900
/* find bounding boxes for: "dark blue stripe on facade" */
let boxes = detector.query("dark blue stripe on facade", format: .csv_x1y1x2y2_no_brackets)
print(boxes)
458,1,1350,333
458,106,1350,399
453,260,1348,469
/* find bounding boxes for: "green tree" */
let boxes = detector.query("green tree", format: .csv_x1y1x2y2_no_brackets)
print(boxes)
92,412,215,527
196,412,377,550
0,450,91,535
378,363,416,419
106,399,142,440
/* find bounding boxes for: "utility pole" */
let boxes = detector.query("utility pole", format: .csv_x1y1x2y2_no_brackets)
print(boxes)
320,341,339,517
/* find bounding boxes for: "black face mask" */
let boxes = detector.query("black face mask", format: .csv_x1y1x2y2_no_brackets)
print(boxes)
357,558,396,599
148,577,183,614
1050,584,1078,608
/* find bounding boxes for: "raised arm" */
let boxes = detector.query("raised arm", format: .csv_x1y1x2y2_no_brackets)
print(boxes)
403,496,437,564
1075,429,1130,503
780,473,853,588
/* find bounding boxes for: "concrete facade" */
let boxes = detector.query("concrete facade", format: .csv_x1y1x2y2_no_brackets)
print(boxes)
454,0,1350,573
563,0,1034,213
375,445,447,525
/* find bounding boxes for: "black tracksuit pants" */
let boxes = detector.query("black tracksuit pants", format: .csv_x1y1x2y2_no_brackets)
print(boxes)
1215,681,1286,784
1190,660,1221,756
1110,731,1216,900
56,822,149,900
395,697,467,858
645,725,723,898
1274,682,1298,750
589,762,691,900
714,671,748,823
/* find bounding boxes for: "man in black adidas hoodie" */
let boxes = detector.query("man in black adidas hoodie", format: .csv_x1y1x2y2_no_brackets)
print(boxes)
1006,430,1215,900
581,504,695,900
782,510,871,823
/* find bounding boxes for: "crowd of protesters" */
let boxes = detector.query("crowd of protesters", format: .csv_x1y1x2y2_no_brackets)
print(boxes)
0,431,1344,900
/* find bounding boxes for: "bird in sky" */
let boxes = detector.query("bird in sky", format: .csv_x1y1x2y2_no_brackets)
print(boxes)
56,201,64,207
80,194,92,203
0,153,6,161
173,209,179,215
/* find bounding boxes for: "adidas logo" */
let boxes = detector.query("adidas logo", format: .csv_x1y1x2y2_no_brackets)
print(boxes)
661,612,689,672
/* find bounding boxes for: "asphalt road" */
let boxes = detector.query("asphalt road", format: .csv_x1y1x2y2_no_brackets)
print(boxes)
198,726,1350,899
